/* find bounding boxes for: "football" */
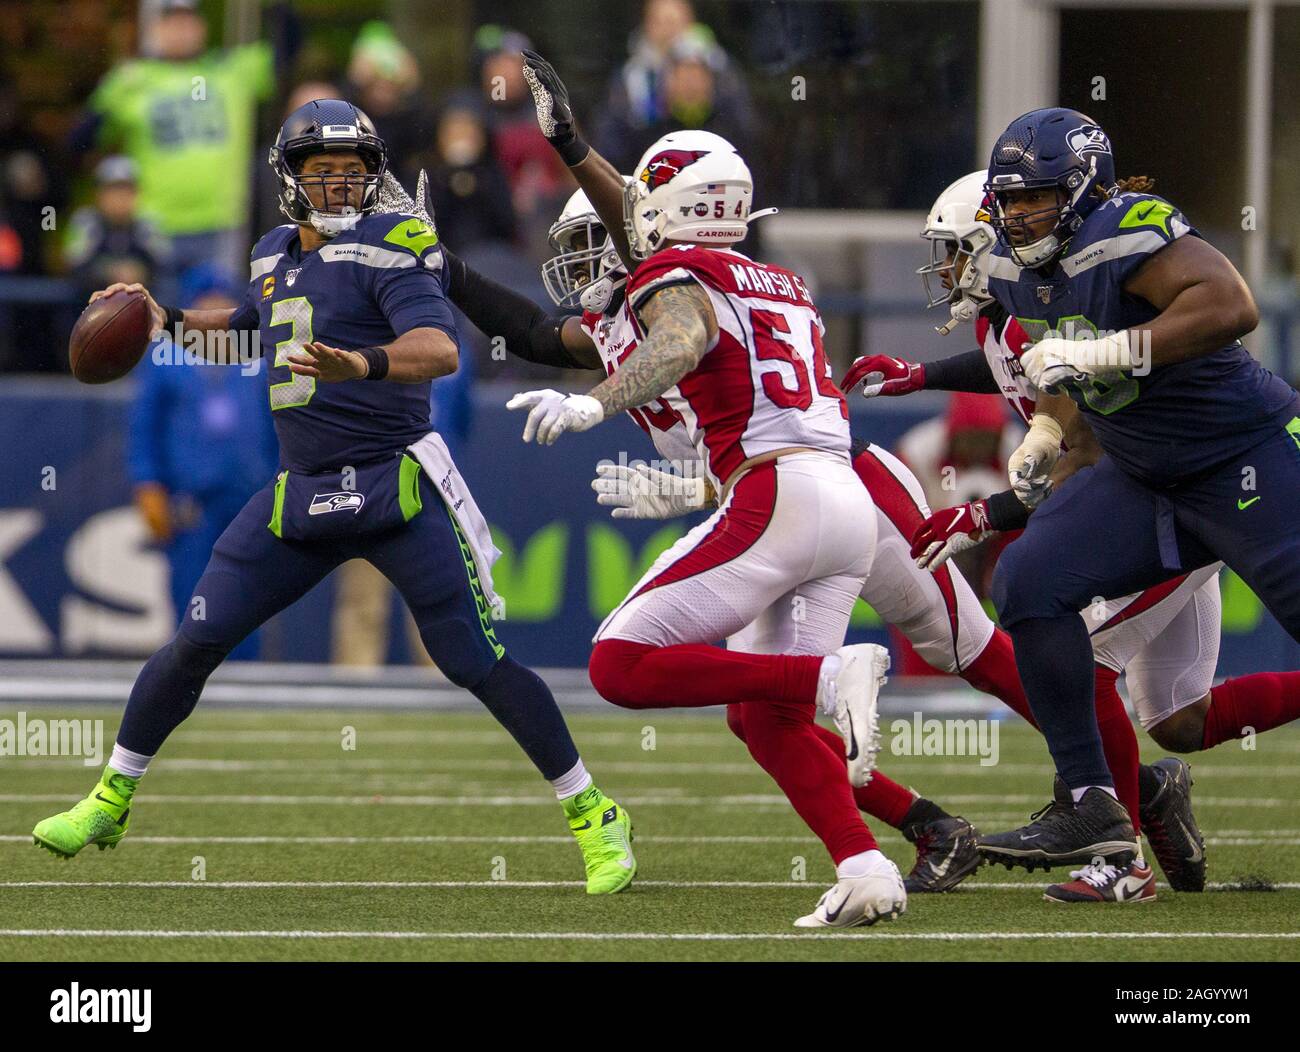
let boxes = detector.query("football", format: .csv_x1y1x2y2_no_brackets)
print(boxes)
68,289,153,384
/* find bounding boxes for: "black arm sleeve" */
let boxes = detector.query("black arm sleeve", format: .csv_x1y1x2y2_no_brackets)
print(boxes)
985,488,1032,531
922,349,1001,394
442,249,590,369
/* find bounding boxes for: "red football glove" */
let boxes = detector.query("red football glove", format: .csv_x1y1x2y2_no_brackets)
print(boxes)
910,500,995,570
841,355,926,398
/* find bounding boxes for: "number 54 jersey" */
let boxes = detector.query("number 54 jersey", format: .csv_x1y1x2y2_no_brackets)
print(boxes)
612,245,850,490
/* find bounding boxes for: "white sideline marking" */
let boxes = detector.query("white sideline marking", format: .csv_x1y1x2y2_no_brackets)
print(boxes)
3,833,1293,847
4,879,1296,891
0,792,1291,807
11,755,1298,779
0,929,1297,942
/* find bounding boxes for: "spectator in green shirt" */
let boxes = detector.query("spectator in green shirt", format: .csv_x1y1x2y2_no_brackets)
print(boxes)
74,0,280,280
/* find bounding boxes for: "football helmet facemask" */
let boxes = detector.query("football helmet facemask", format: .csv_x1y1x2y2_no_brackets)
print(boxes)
270,99,388,239
984,107,1116,268
918,170,997,334
541,186,628,314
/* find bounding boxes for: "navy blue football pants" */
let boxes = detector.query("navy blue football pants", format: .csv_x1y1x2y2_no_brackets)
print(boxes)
117,472,579,779
993,417,1300,789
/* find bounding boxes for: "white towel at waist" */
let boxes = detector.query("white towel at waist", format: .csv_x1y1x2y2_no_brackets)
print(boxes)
405,432,503,614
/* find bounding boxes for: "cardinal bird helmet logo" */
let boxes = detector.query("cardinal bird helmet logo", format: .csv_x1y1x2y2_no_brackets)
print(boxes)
640,149,710,190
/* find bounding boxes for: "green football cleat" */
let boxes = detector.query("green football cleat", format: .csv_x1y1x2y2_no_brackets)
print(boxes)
32,765,138,859
563,785,636,894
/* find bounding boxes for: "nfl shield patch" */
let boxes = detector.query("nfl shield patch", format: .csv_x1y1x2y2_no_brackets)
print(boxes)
1036,285,1053,305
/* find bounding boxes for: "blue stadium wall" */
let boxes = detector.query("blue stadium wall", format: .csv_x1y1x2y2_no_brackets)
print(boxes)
1,379,1295,674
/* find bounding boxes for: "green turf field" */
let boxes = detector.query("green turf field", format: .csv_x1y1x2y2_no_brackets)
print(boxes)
2,705,1297,961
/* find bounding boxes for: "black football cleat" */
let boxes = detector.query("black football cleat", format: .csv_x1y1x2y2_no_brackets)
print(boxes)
1139,757,1206,893
902,816,981,893
977,784,1139,872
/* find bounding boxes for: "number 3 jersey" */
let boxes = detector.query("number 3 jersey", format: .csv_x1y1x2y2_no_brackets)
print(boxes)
985,191,1297,488
608,244,850,490
229,212,458,474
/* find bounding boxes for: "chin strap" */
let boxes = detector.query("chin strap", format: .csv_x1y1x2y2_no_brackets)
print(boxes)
580,274,627,314
935,296,981,336
309,208,363,239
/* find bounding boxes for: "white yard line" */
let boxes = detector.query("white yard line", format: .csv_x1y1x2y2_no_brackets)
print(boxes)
0,928,1296,942
0,792,1291,807
2,879,1296,890
9,756,1298,778
2,833,1294,846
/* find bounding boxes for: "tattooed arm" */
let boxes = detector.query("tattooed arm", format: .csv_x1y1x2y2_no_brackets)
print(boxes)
590,283,718,416
506,281,719,445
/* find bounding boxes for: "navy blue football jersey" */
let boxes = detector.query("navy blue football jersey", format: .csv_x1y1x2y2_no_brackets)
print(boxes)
230,212,457,474
987,192,1297,486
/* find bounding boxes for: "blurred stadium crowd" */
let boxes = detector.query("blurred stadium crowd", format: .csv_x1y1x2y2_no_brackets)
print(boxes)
0,0,977,373
3,0,1298,669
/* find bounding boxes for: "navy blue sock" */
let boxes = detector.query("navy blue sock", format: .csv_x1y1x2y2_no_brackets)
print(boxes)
117,634,227,755
1007,614,1113,790
470,656,580,781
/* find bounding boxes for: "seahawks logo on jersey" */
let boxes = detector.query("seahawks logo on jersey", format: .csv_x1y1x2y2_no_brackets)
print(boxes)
309,492,365,515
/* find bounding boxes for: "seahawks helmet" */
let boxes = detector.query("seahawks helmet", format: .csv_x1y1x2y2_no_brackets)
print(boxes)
269,99,388,238
984,107,1116,267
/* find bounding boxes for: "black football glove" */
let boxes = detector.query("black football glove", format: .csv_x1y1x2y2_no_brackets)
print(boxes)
520,49,590,167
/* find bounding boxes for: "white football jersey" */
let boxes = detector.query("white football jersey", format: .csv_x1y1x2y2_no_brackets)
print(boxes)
579,302,699,470
618,244,851,489
976,308,1039,427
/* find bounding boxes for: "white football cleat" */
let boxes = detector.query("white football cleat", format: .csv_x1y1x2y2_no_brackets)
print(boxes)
816,643,890,788
794,856,907,929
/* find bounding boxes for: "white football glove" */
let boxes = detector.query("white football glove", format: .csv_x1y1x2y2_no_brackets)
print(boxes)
506,389,604,445
1008,413,1064,509
1021,331,1134,393
592,462,709,519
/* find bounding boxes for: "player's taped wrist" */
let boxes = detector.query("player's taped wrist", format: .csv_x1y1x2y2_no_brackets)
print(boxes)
356,345,389,381
985,488,1031,531
159,304,184,337
553,132,590,167
1026,412,1064,449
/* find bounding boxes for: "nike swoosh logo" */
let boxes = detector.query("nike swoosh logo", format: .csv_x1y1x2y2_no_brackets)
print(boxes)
615,827,634,868
1019,833,1041,841
94,793,117,806
822,892,849,923
1176,816,1203,862
930,841,962,879
573,820,592,831
1136,205,1156,221
1116,871,1154,900
1237,497,1261,510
